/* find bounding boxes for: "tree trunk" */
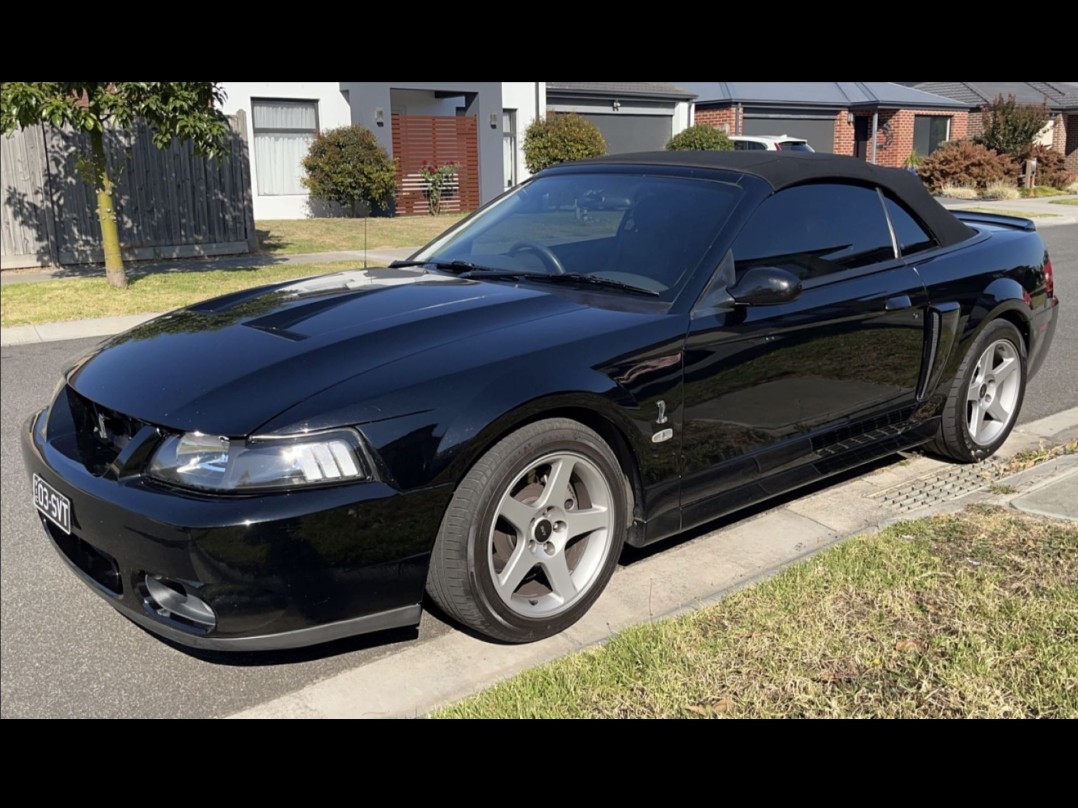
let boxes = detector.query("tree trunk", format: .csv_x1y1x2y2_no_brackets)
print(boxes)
89,128,126,289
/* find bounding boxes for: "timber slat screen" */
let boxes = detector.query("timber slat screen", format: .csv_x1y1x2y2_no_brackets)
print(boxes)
392,114,480,216
1,114,255,268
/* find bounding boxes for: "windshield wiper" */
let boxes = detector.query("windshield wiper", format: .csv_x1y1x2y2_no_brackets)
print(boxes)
389,259,507,275
460,270,660,297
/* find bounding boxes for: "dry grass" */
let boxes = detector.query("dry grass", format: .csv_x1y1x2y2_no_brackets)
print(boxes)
981,182,1021,201
437,506,1078,718
999,439,1078,475
961,208,1060,219
1050,197,1078,207
0,262,360,327
1065,181,1078,195
938,185,979,200
256,215,465,255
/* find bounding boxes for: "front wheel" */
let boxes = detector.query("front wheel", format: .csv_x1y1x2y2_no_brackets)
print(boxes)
928,319,1027,462
426,418,629,643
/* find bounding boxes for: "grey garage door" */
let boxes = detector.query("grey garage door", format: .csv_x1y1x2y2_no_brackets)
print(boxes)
742,109,836,153
580,113,673,154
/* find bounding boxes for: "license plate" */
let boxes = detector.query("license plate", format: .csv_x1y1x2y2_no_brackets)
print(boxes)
33,474,71,534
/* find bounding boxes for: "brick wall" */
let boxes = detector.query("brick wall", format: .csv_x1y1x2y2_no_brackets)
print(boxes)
966,110,985,139
870,109,969,168
1049,113,1066,155
695,105,741,134
1065,114,1078,173
833,110,854,155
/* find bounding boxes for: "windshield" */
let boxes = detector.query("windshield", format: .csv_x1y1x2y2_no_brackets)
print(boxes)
413,172,741,301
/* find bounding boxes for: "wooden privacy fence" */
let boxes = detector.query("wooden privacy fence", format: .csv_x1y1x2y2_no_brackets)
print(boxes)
1,113,256,268
392,114,480,216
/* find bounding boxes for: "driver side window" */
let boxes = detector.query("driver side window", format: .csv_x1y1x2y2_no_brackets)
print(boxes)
731,183,896,281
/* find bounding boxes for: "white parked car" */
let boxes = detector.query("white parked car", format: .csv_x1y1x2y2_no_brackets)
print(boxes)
730,134,815,152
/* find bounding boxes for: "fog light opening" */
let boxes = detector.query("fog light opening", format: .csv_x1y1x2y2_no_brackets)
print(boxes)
141,574,216,633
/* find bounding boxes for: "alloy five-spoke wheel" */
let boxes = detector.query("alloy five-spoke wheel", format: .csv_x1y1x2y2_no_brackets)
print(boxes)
426,419,629,643
966,339,1021,447
489,452,613,617
929,318,1027,463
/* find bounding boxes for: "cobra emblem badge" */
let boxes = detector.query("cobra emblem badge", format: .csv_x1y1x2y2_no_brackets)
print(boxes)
652,400,672,443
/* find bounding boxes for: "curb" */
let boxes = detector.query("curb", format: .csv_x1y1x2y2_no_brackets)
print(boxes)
1,313,163,347
227,406,1078,719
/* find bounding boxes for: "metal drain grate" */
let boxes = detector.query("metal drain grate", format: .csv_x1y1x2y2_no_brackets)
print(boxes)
874,460,1005,512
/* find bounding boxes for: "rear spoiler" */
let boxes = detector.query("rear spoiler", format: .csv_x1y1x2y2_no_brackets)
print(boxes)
951,210,1037,232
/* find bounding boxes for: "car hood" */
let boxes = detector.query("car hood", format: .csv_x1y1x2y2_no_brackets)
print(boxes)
66,267,589,435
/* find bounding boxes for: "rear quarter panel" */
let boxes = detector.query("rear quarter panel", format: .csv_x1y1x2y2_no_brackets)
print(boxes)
911,224,1051,396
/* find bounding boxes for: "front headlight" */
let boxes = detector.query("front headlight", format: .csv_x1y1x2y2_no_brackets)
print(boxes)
148,429,371,492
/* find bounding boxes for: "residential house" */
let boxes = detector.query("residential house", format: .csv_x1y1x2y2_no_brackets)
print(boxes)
544,82,695,152
219,82,546,219
678,82,970,167
915,82,1078,172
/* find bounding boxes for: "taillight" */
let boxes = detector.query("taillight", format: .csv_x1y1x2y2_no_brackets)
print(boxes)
1045,254,1054,298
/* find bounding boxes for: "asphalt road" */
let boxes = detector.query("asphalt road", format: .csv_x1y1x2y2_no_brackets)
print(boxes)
2,225,1076,718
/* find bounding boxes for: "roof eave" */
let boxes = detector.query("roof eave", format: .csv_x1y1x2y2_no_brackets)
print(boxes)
547,88,696,101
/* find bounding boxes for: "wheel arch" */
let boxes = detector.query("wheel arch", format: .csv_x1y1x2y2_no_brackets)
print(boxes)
443,395,646,534
939,280,1032,386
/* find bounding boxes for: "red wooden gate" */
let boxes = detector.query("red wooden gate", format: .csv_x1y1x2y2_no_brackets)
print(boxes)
392,114,481,216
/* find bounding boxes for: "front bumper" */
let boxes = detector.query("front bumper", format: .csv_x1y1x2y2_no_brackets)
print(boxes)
22,408,453,651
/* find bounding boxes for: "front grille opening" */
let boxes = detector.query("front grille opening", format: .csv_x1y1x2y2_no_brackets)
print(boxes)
65,387,147,476
139,575,216,634
44,519,123,596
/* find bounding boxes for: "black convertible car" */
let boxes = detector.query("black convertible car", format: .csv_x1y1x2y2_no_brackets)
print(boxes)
23,152,1059,649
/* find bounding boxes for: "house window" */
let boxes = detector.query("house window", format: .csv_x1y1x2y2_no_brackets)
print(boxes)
913,115,950,157
503,110,517,188
252,99,318,196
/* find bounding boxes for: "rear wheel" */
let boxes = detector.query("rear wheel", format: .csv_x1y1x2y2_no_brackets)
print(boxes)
426,418,629,643
928,319,1026,462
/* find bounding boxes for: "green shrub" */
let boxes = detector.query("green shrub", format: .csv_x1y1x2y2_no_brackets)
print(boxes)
1023,144,1074,190
918,140,1019,192
666,124,733,151
904,149,924,169
522,113,606,173
302,125,397,216
974,94,1050,159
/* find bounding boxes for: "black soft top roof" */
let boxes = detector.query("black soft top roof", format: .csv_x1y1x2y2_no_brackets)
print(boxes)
568,151,973,248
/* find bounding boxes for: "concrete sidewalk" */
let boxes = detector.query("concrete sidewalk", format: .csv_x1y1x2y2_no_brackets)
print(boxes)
229,406,1078,719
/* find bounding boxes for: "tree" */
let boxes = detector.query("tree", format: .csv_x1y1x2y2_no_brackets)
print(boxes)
522,114,606,173
1,82,230,288
301,125,397,217
666,124,733,151
974,94,1050,160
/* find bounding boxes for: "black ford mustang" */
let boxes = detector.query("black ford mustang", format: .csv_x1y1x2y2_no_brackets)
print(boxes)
23,152,1059,649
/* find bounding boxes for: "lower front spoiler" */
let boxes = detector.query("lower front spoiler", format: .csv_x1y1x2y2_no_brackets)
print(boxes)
120,599,421,652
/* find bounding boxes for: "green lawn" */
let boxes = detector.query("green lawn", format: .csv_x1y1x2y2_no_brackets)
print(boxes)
256,215,465,255
437,505,1078,718
1019,186,1068,198
0,262,360,327
1049,198,1078,206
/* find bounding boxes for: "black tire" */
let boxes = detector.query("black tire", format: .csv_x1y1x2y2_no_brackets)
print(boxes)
426,418,629,643
927,319,1027,463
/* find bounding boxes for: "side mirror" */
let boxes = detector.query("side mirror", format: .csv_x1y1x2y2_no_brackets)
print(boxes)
728,266,802,306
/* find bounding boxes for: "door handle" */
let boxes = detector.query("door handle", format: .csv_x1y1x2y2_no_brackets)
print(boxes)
884,295,912,311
